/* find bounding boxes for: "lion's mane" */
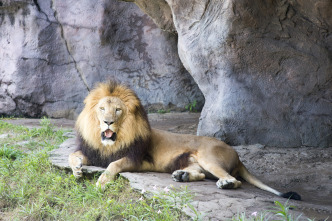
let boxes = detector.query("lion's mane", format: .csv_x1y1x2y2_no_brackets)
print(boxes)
75,81,152,167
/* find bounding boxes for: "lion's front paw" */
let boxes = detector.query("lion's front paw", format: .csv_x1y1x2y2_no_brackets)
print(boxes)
96,171,113,190
172,170,190,182
71,157,83,178
216,178,242,189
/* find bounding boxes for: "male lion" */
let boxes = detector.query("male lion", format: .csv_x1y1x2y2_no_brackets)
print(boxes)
69,81,300,200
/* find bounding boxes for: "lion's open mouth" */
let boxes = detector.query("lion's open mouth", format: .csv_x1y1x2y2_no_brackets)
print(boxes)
101,129,117,142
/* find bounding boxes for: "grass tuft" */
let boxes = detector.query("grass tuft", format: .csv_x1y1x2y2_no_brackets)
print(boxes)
0,144,25,159
232,200,318,221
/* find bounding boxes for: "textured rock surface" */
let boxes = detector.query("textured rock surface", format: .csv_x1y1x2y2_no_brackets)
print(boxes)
120,0,176,33
131,0,332,147
160,0,332,147
2,0,331,148
163,0,332,148
0,0,203,119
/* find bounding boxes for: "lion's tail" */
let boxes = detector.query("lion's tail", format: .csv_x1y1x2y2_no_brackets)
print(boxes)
238,162,301,200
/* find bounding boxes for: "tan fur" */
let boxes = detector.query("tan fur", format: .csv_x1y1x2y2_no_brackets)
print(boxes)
69,81,295,199
74,82,150,157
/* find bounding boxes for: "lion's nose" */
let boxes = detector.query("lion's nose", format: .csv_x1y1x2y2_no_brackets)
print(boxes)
104,121,114,126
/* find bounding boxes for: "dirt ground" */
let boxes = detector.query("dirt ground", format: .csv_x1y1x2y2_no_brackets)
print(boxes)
5,113,332,220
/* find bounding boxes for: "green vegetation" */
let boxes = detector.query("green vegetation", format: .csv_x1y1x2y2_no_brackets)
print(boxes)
232,200,317,221
0,119,199,220
185,100,197,112
157,109,170,114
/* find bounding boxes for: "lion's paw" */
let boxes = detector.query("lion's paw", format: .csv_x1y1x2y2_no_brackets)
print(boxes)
96,171,113,190
71,157,83,178
172,170,190,182
216,178,242,189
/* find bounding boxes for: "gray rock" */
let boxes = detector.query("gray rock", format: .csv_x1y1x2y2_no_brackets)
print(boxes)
114,0,332,148
163,0,331,147
120,0,176,33
2,0,331,148
0,0,204,119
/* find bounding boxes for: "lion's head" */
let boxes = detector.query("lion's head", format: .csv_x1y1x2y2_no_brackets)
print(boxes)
75,81,151,158
96,96,126,146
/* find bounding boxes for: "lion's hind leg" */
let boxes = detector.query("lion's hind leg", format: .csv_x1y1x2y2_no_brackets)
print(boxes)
172,163,205,182
211,167,242,189
197,159,242,189
68,150,89,178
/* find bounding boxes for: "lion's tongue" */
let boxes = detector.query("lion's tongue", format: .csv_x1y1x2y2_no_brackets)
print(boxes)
104,129,114,138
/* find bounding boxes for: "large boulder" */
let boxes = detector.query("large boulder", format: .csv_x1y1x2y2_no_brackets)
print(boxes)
0,0,204,119
131,0,332,147
173,0,332,148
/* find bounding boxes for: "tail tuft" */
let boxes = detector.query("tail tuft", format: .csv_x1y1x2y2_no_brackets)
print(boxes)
281,191,301,200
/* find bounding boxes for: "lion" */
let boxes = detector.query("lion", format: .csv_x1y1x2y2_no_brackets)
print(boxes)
69,81,301,200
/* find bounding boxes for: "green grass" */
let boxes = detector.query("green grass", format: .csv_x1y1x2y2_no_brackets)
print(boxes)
0,118,199,221
0,144,25,159
1,118,314,221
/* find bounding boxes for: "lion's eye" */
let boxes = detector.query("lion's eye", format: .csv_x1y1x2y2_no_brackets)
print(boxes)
116,108,122,112
100,107,105,111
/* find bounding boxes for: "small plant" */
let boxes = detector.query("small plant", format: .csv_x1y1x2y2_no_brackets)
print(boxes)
40,117,54,131
232,211,268,221
157,109,170,114
0,144,25,160
232,200,315,221
269,200,302,221
185,100,197,112
131,185,204,220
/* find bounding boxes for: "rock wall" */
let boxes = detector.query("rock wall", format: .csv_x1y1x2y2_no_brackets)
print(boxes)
131,0,332,147
0,0,204,119
1,0,331,148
